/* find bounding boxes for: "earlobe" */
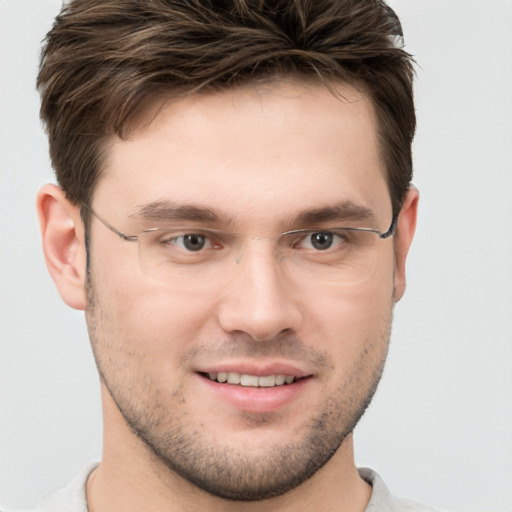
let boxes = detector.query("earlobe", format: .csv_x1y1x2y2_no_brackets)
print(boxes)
37,184,87,310
393,186,419,302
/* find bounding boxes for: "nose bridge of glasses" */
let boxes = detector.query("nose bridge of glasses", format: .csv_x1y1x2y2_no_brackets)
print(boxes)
232,233,285,265
249,234,279,242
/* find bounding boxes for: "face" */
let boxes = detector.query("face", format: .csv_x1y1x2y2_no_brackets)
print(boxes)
86,80,397,500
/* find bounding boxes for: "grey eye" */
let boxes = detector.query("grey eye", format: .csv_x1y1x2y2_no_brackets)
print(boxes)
310,232,334,250
181,234,207,251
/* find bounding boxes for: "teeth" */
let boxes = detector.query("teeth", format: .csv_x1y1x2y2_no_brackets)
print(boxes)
275,375,286,385
206,372,296,387
258,375,276,387
240,374,259,386
227,372,241,384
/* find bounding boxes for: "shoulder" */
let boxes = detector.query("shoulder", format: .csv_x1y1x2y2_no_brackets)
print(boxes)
359,467,441,512
2,463,97,512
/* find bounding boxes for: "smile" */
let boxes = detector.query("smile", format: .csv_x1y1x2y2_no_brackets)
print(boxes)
206,372,296,387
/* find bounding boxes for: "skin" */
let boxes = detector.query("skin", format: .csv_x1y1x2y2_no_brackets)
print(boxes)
38,79,418,512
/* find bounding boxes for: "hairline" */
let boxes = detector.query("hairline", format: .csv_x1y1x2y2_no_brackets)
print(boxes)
80,73,395,227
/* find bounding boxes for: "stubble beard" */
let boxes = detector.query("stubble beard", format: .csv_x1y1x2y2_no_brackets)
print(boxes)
85,273,392,502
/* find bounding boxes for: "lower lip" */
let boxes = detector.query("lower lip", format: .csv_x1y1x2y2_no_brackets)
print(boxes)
197,374,311,413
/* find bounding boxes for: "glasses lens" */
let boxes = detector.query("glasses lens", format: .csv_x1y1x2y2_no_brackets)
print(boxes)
280,228,380,284
137,227,382,286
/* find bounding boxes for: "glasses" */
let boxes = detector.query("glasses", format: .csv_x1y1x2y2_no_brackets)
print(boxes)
82,203,397,286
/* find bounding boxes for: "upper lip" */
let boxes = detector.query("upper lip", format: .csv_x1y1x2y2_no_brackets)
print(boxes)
195,361,311,378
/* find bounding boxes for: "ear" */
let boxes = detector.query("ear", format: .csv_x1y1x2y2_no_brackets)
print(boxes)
37,184,87,310
393,186,419,302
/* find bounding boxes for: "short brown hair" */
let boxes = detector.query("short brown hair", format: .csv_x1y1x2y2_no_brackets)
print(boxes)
37,0,415,216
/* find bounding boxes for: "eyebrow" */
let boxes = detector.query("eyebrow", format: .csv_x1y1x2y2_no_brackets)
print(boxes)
291,202,377,227
130,199,377,229
130,200,235,226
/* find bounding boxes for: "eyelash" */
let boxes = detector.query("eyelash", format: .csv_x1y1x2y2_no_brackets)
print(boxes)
158,230,350,252
166,233,217,251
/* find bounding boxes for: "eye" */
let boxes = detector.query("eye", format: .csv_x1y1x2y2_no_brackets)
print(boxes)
142,228,224,265
309,232,334,250
298,231,345,251
172,233,211,251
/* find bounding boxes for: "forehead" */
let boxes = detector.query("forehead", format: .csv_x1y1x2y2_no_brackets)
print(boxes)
95,79,391,227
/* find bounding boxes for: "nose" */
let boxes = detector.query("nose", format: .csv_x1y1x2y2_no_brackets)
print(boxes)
217,240,303,341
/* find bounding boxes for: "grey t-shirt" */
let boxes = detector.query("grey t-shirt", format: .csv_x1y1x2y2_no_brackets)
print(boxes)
9,464,439,511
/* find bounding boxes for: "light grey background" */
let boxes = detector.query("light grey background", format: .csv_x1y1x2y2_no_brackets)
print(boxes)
1,1,511,510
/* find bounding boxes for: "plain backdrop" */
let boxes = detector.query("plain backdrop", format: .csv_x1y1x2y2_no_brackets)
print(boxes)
1,1,511,510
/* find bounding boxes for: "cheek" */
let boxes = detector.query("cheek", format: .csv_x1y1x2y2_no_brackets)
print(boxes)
90,263,221,374
87,241,216,369
305,259,394,329
298,257,394,364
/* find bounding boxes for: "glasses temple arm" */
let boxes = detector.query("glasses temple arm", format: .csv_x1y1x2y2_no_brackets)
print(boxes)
380,212,399,239
81,203,138,242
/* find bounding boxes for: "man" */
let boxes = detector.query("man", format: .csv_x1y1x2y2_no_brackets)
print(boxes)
15,0,433,510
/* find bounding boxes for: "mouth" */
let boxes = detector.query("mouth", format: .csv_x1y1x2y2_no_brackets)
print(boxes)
196,367,312,413
202,371,299,387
